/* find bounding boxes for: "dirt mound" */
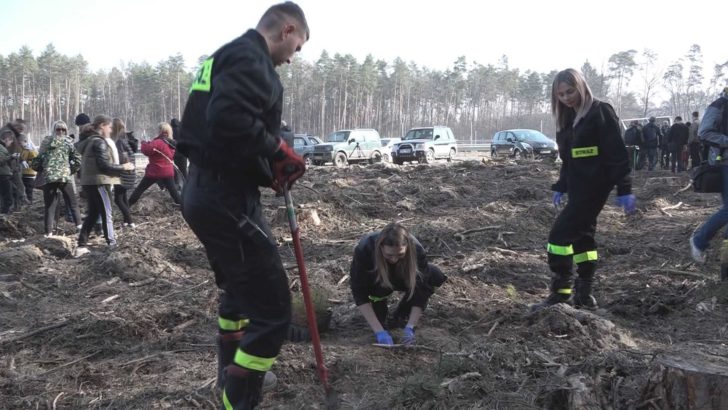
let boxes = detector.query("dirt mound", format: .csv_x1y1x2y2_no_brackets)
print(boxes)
2,159,728,408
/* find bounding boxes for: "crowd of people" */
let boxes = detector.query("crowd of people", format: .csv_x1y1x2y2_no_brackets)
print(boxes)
623,112,702,172
0,114,187,256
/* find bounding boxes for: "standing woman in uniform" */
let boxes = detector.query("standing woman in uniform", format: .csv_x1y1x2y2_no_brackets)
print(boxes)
531,68,635,312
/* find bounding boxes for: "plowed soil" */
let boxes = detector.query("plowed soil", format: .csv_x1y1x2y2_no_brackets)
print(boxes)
2,156,728,409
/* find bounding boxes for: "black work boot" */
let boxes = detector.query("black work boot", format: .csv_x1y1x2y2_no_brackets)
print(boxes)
222,365,265,410
573,277,598,309
574,261,597,309
530,272,573,312
530,290,572,312
217,331,243,389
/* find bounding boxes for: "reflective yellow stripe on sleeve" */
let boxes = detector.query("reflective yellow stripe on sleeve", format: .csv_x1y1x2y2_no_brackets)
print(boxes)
547,243,574,256
573,250,598,264
368,294,391,302
233,349,276,372
218,317,249,331
557,288,572,295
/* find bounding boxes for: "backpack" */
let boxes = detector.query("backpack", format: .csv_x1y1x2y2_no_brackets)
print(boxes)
693,143,724,193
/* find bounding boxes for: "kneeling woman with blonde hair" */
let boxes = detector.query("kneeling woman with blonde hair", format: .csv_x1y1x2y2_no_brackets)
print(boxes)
350,222,447,346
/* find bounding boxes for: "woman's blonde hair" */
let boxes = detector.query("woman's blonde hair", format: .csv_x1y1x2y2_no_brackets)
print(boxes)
373,223,419,300
111,118,126,140
158,122,173,139
551,68,594,132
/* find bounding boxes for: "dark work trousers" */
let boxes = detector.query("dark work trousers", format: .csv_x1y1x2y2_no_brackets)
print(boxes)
78,185,116,246
546,188,611,292
129,176,181,206
370,264,447,327
689,142,701,169
11,169,25,209
174,152,188,191
670,146,686,172
0,175,12,213
660,147,670,169
43,182,82,235
182,164,290,372
113,185,133,224
22,176,35,203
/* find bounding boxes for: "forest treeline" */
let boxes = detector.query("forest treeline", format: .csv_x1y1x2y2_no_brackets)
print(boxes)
1,43,726,143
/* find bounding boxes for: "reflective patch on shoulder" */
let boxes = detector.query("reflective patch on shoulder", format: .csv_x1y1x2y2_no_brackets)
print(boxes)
571,146,599,158
190,57,214,93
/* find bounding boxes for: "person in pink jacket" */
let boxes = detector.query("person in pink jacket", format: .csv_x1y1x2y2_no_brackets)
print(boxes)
129,122,181,206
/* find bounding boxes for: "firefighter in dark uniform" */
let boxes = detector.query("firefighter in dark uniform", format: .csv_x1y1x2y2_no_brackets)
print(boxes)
531,68,635,312
350,223,447,346
176,3,309,409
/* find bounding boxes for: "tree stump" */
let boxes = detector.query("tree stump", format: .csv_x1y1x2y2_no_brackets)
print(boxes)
641,352,728,409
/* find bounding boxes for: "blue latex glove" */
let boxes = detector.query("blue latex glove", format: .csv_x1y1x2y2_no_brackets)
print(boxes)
375,330,393,345
402,325,416,346
552,191,564,208
615,194,636,215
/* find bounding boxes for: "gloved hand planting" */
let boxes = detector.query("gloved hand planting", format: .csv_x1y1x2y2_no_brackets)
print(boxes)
552,191,564,208
271,138,305,192
615,194,636,215
402,325,415,346
375,330,393,345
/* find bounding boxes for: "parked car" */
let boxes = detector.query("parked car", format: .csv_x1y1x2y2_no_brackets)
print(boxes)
312,128,383,167
293,134,322,166
391,126,458,164
380,137,401,162
490,129,558,160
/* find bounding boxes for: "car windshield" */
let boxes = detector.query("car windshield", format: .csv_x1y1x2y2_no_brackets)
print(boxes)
515,130,552,143
327,131,351,142
308,136,323,144
404,129,433,141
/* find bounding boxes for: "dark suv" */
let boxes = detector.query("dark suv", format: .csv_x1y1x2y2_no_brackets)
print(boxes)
490,129,558,160
293,134,322,166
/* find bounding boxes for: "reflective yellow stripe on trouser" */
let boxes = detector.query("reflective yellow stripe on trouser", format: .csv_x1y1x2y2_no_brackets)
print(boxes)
223,391,233,410
233,348,276,371
557,288,572,295
573,250,598,264
218,317,249,332
547,243,574,256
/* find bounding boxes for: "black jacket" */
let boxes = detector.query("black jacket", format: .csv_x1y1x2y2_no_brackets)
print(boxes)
552,101,632,197
349,232,428,307
178,29,282,188
667,123,689,149
642,122,661,148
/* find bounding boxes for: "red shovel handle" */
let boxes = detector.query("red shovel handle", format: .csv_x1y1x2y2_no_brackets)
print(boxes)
282,186,330,390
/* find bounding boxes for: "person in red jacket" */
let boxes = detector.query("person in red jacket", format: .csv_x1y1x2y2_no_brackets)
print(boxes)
128,122,181,206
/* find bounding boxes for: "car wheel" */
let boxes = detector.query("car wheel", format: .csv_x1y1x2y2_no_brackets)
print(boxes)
369,150,383,164
447,148,457,162
419,149,435,164
491,149,497,158
334,152,348,168
382,153,391,163
303,155,312,166
513,150,522,160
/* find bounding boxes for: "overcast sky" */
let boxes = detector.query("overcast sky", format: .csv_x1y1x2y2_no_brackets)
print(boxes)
1,0,727,90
